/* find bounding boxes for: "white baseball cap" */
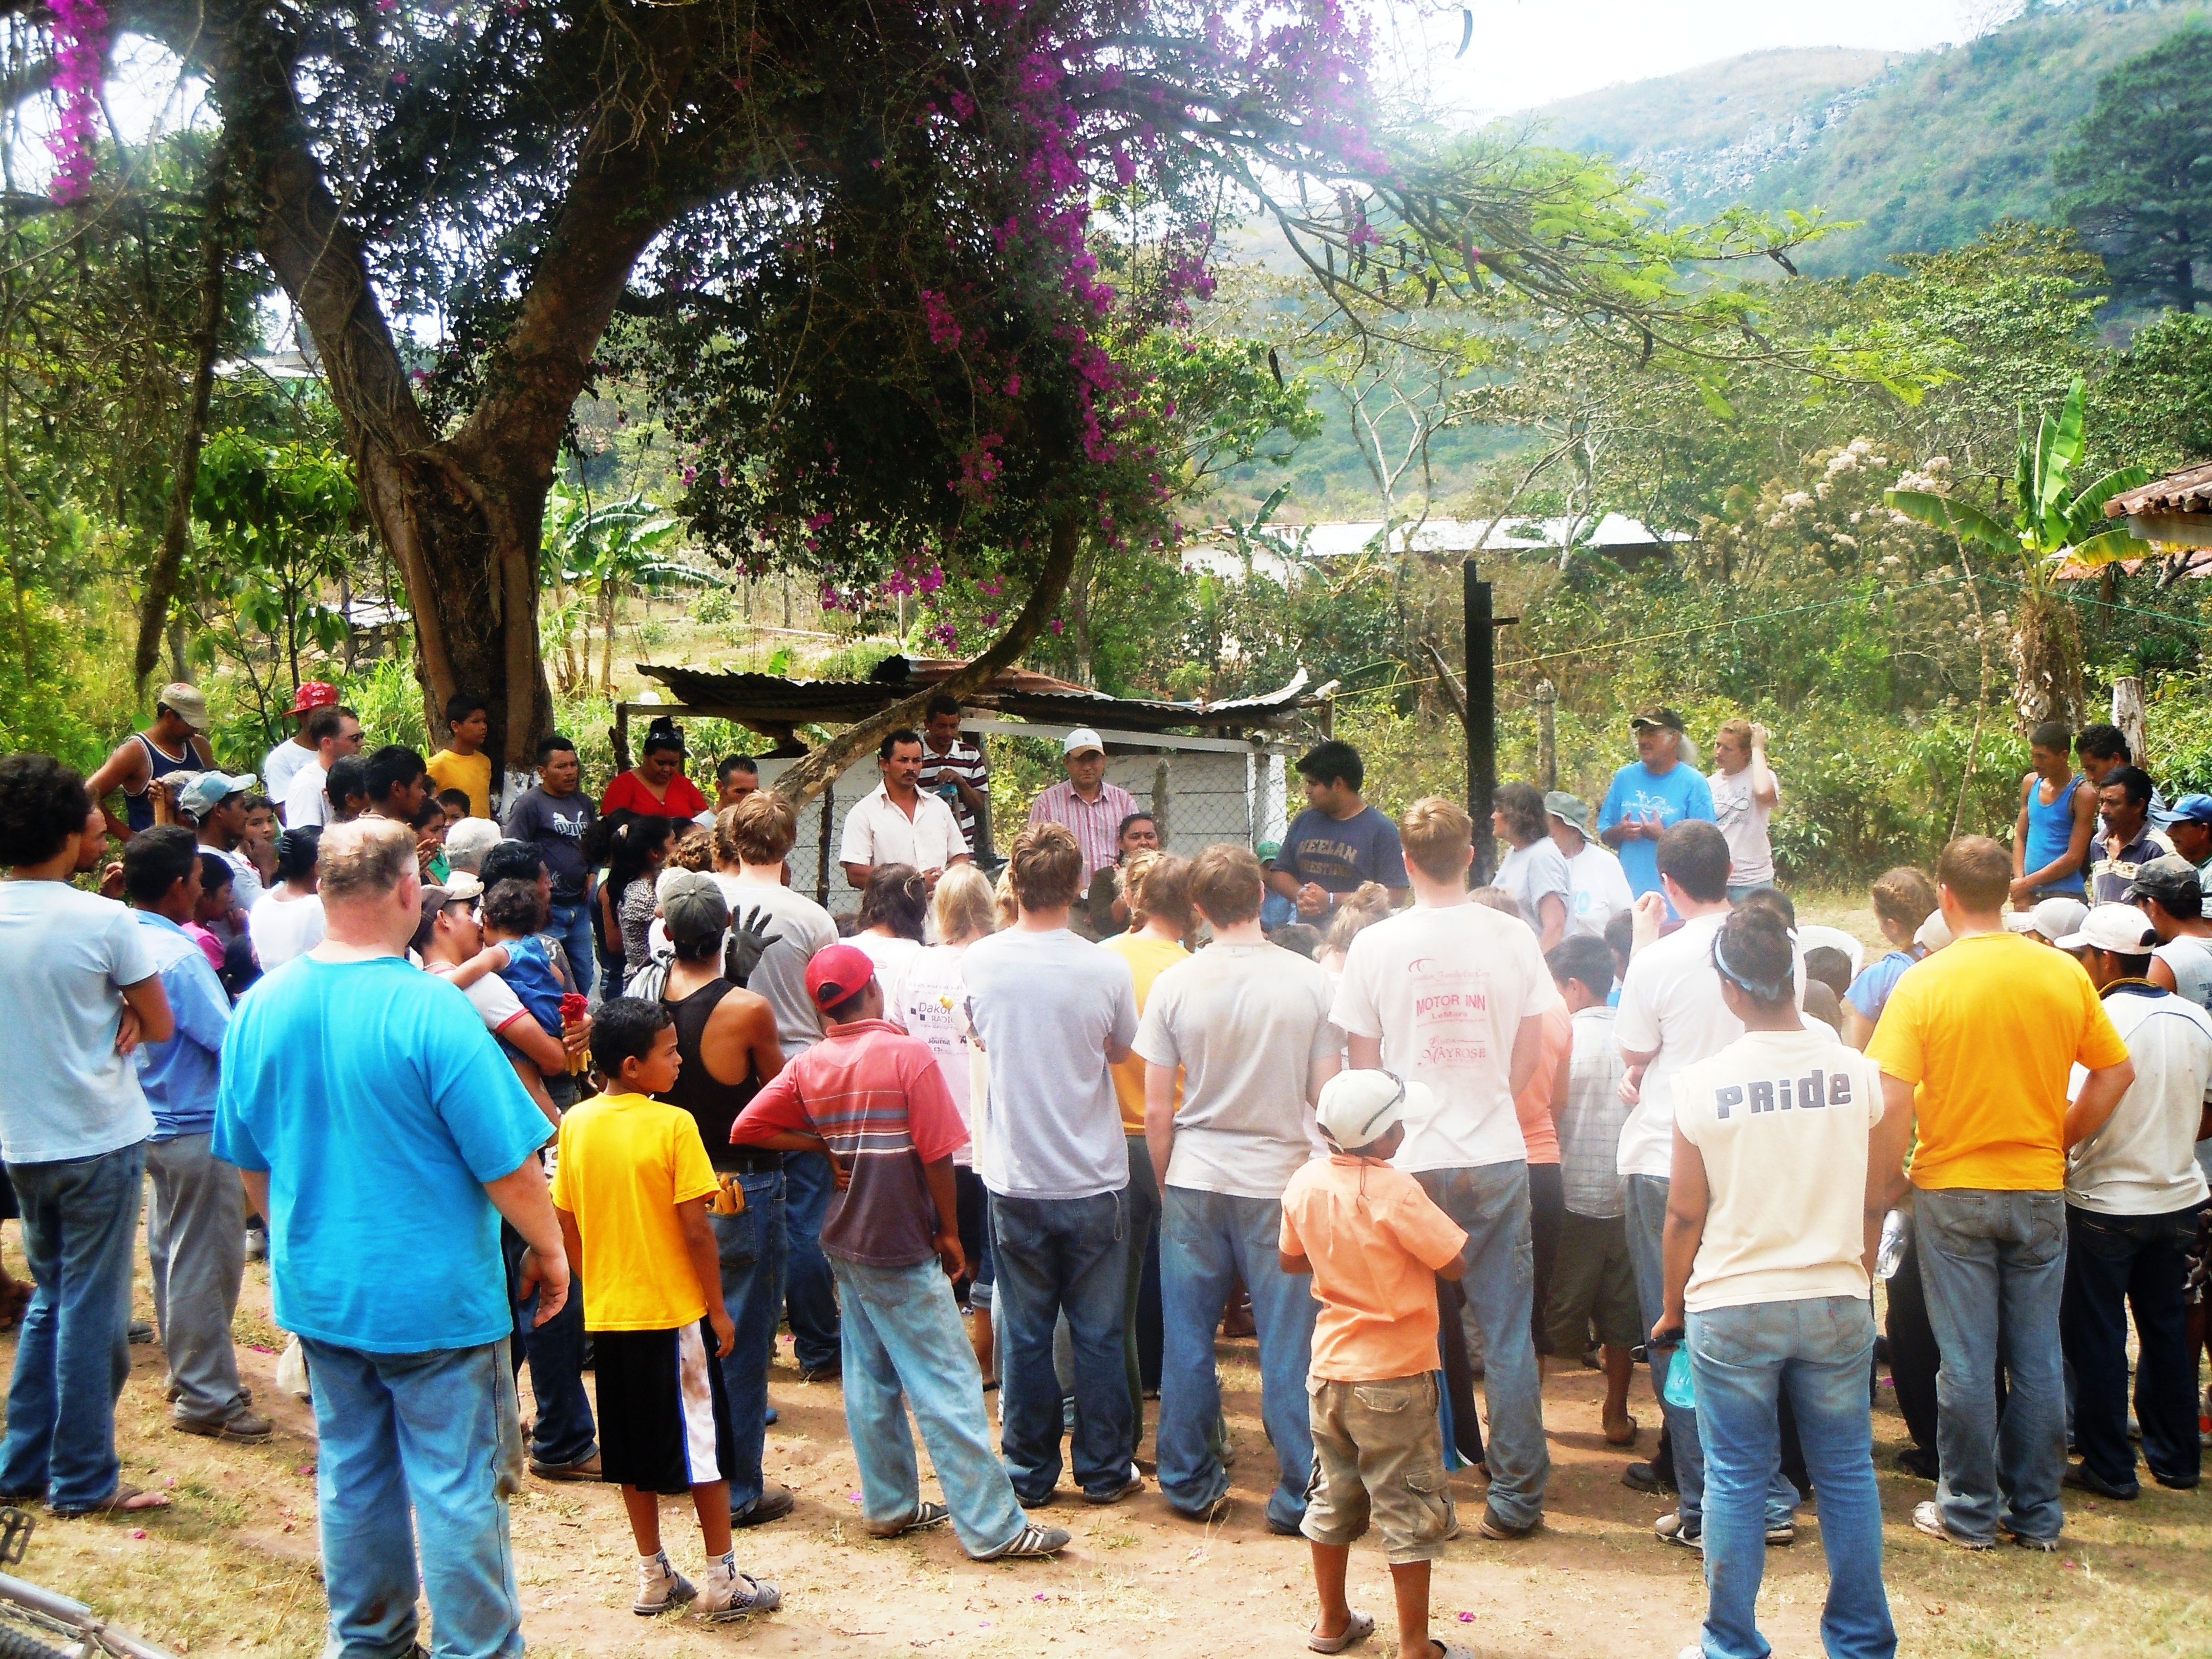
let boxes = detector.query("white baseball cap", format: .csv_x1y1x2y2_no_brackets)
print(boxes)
2054,903,2157,955
2027,896,2089,944
1062,727,1105,757
1315,1070,1432,1152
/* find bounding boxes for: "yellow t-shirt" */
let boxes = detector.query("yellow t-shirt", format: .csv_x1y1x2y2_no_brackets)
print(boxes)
1101,931,1187,1135
549,1092,719,1330
425,748,494,819
1865,931,2129,1191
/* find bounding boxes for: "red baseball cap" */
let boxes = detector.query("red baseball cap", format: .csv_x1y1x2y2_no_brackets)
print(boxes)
287,680,339,715
804,943,878,1013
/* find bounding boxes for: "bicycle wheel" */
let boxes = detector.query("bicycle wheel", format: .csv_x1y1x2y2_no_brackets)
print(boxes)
0,1609,73,1659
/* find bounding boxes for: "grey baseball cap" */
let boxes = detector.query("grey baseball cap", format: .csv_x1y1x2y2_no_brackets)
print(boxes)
1543,791,1592,838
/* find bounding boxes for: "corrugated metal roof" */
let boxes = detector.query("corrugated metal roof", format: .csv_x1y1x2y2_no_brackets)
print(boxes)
635,661,1314,735
2105,460,2212,519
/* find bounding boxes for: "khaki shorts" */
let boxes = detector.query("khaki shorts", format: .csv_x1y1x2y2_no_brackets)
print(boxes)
1299,1373,1454,1564
1545,1208,1643,1354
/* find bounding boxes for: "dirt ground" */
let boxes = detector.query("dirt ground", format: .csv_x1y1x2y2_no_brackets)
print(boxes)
3,898,2206,1657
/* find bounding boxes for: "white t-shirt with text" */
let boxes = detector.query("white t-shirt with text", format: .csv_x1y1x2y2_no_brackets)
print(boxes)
1709,766,1779,889
1133,942,1337,1199
1563,842,1634,941
1329,901,1563,1174
1673,1026,1884,1312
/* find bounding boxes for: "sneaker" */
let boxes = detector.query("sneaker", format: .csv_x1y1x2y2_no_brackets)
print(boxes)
797,1359,842,1384
1475,1505,1538,1541
866,1500,951,1538
693,1555,779,1621
1086,1467,1144,1505
633,1550,695,1617
732,1484,796,1527
1622,1461,1673,1495
1653,1512,1701,1552
2061,1462,2139,1501
176,1409,273,1444
127,1321,156,1345
1911,1500,1991,1551
2002,1526,2060,1552
1766,1522,1797,1546
244,1226,268,1262
979,1523,1071,1560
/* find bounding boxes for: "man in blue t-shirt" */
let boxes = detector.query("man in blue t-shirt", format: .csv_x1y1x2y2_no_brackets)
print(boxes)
1265,740,1410,920
215,819,564,1659
1597,706,1716,905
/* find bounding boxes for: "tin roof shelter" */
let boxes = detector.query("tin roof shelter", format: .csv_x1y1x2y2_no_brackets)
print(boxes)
624,656,1330,911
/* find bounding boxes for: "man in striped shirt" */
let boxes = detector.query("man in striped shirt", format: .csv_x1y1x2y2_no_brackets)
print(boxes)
1026,729,1137,890
919,696,991,849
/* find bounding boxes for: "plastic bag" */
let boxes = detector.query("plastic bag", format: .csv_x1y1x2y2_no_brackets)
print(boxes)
275,1334,312,1403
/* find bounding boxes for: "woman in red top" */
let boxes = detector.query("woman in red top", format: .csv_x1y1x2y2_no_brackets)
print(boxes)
601,716,711,820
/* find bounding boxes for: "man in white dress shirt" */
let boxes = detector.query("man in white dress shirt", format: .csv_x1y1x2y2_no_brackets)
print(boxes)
839,728,969,894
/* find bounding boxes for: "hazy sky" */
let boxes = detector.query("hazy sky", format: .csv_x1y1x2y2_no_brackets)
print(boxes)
1381,0,2024,118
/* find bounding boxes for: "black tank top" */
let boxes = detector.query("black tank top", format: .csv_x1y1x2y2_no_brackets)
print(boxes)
661,979,768,1172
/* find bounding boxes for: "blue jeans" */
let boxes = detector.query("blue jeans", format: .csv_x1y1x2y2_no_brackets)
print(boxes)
712,1167,789,1514
1157,1186,1316,1530
0,1143,143,1510
1625,1175,1799,1534
782,1151,842,1372
1415,1162,1549,1528
2060,1203,2200,1491
1688,1298,1896,1659
1915,1186,2068,1542
302,1338,524,1659
548,899,594,1001
831,1256,1030,1557
500,1223,595,1469
990,1188,1133,1501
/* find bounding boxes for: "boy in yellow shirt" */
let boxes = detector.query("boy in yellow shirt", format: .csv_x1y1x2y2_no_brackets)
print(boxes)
425,692,494,819
551,997,780,1621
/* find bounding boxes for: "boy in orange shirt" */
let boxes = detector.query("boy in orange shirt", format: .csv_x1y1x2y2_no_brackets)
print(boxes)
1279,1070,1474,1659
551,998,781,1622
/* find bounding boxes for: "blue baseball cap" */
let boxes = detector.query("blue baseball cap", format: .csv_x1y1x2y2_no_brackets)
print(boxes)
2170,793,2212,825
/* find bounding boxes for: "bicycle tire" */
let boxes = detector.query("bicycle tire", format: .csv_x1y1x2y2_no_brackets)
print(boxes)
0,1619,72,1659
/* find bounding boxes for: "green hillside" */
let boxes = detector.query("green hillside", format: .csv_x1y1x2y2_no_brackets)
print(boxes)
1527,0,2212,273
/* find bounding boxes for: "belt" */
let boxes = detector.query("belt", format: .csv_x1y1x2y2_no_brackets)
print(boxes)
716,1150,784,1175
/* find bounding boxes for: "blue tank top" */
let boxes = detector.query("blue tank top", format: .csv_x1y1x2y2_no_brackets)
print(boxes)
2024,773,2086,896
124,731,200,833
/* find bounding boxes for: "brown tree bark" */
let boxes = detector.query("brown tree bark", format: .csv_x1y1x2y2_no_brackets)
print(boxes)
773,511,1082,806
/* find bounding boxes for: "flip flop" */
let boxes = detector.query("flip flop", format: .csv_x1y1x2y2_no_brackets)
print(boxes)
49,1483,170,1519
1605,1413,1641,1447
1309,1609,1375,1653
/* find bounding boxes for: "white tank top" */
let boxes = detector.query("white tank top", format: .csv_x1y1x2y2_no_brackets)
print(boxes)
2153,937,2212,1011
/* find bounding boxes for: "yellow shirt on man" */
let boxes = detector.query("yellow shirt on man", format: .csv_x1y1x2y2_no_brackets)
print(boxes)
1100,931,1186,1135
549,1091,719,1330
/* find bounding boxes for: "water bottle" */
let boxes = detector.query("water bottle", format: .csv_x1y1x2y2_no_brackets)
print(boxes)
1661,1337,1697,1411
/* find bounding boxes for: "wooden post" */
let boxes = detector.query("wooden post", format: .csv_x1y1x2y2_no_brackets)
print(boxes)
1464,558,1497,884
816,784,835,906
1536,680,1558,792
2112,675,2147,768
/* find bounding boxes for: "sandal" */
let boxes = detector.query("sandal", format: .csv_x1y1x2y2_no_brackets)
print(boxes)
1309,1609,1375,1653
49,1483,170,1519
1604,1413,1640,1447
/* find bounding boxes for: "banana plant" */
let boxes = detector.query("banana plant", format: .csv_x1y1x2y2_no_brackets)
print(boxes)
540,491,696,691
1884,376,2151,728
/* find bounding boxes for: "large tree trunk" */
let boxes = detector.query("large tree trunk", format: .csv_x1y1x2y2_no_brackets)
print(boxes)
774,512,1083,805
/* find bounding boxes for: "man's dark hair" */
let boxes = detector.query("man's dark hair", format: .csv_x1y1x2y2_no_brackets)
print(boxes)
878,727,923,760
434,789,472,820
1804,946,1855,1001
1656,821,1731,904
198,850,235,899
444,690,490,727
1269,922,1323,959
1736,884,1796,928
1296,739,1364,794
536,733,576,762
591,996,671,1078
326,754,368,812
2028,720,2072,755
123,824,201,905
0,754,92,868
1117,812,1156,845
481,876,547,937
364,745,427,805
2076,723,2131,763
1602,908,1634,964
307,706,351,746
716,754,758,783
2101,764,2153,810
480,838,548,890
1547,934,1615,1001
924,693,961,722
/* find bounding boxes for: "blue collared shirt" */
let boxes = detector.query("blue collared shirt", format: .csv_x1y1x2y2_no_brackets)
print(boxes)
132,911,230,1141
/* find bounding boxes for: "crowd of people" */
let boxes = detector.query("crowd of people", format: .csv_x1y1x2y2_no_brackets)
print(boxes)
0,679,2205,1659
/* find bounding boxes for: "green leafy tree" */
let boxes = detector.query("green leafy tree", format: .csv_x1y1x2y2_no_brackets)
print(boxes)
1886,376,2150,729
2053,25,2212,313
539,492,690,694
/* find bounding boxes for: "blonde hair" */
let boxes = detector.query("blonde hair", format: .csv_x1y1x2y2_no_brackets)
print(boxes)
1123,850,1194,932
932,863,997,944
1187,843,1263,926
1322,881,1394,960
1399,796,1474,884
1717,717,1754,750
668,823,715,871
992,865,1019,930
316,818,416,903
717,791,797,866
